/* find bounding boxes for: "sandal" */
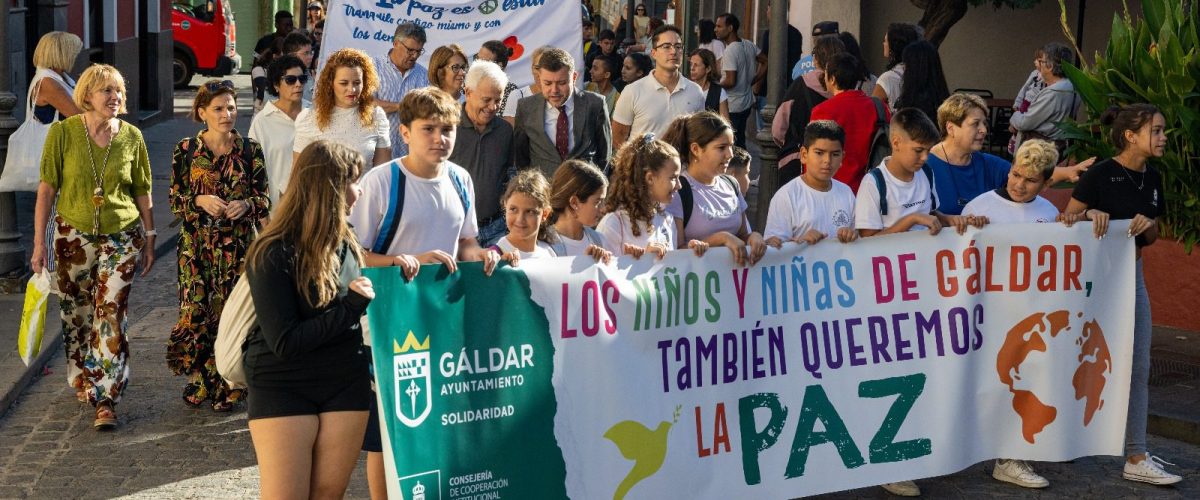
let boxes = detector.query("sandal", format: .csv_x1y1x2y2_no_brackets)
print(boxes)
182,384,205,408
211,400,236,413
75,390,87,403
94,401,117,430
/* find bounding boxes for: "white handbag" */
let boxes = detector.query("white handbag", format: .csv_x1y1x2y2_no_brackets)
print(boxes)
215,273,256,389
0,69,64,192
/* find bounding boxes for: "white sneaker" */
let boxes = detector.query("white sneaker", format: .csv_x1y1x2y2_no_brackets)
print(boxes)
880,480,921,496
993,459,1049,488
1123,453,1183,485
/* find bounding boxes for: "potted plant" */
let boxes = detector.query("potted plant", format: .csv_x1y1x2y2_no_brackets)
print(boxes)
1056,0,1200,330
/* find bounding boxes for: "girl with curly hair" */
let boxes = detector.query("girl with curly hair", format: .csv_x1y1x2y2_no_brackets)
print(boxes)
596,134,709,260
293,48,391,168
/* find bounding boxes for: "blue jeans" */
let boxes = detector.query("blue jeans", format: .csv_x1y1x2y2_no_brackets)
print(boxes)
1124,258,1150,457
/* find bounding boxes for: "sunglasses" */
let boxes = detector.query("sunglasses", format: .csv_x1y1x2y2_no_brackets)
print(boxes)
282,74,310,85
204,80,235,92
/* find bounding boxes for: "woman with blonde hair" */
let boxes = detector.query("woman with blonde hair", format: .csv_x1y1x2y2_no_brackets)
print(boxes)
30,31,83,120
428,44,468,101
293,48,391,168
168,80,268,411
244,140,374,499
32,64,155,430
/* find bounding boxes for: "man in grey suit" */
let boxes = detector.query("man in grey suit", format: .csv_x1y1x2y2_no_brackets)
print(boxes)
514,47,612,177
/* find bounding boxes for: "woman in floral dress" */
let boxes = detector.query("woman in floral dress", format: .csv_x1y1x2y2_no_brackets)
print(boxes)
168,80,269,411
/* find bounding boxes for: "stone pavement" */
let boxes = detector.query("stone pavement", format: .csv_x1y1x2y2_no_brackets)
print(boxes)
0,76,1198,499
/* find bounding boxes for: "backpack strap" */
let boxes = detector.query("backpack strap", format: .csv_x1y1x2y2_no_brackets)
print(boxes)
921,164,937,211
870,167,888,216
719,174,739,194
679,175,694,228
871,96,888,128
372,162,407,254
447,167,472,214
582,226,603,247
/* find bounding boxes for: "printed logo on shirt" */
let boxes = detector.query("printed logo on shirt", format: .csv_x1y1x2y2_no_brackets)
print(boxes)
901,200,928,209
832,209,852,227
1152,189,1158,207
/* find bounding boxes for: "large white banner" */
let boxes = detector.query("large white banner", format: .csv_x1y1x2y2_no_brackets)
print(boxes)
365,221,1136,499
323,0,583,88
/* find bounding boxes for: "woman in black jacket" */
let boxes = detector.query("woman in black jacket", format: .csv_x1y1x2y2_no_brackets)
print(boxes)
243,140,374,499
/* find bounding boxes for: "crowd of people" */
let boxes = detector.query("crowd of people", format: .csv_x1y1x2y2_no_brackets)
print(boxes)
20,2,1180,497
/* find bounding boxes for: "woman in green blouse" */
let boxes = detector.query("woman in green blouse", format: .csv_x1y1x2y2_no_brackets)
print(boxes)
31,64,155,431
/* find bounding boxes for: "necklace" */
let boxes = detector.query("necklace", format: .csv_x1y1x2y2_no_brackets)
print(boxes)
1122,165,1146,190
82,115,115,233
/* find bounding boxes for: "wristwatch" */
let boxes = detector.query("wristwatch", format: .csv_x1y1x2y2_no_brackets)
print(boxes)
145,229,158,237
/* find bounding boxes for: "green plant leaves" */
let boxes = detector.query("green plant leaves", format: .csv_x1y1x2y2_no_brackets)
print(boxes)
1061,0,1200,251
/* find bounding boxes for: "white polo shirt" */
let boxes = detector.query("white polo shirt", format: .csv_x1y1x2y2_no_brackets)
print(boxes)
612,73,706,139
248,99,310,207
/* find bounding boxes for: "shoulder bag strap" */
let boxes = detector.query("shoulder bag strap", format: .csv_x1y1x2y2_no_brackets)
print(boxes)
679,175,694,228
870,167,889,216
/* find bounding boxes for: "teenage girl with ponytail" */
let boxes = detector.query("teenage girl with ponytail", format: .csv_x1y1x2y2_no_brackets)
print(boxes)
661,111,767,266
1066,103,1181,486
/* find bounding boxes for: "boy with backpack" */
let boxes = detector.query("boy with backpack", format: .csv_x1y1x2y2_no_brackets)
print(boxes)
764,120,858,246
856,108,976,238
346,87,506,500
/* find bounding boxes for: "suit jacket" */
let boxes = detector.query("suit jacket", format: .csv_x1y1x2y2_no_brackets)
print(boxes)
513,90,611,178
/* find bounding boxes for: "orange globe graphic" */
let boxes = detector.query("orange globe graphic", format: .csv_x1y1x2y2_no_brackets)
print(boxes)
996,310,1113,443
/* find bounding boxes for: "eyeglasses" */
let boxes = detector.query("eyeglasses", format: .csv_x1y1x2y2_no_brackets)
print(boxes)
450,64,467,73
654,43,684,52
204,80,235,92
400,43,425,57
282,74,309,86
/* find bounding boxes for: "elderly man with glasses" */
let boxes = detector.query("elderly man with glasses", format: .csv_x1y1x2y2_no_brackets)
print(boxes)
373,22,431,158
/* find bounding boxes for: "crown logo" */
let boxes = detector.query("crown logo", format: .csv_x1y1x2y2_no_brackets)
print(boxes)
394,331,430,353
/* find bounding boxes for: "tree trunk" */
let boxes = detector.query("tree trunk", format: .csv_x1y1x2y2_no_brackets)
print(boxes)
911,0,970,47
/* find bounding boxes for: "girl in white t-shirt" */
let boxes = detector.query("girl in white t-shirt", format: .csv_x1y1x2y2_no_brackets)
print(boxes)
492,170,557,263
663,112,767,266
597,135,709,259
547,159,613,263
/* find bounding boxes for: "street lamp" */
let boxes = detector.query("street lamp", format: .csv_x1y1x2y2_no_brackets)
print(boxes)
0,2,29,290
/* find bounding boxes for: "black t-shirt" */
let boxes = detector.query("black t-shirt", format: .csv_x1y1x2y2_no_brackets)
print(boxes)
1071,158,1164,220
1071,158,1164,246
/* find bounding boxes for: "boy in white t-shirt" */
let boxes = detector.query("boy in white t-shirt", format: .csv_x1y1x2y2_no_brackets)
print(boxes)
855,108,976,238
765,120,858,246
962,139,1062,225
349,87,504,277
346,87,507,500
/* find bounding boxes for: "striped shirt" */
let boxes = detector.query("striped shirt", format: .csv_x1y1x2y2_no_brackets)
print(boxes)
374,52,430,158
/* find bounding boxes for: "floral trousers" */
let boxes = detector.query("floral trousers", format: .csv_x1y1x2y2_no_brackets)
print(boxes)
53,215,143,406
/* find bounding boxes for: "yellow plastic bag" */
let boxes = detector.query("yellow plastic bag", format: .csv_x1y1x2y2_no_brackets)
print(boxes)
17,270,54,366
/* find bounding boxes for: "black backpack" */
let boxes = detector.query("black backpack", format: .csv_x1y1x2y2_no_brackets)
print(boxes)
865,97,891,176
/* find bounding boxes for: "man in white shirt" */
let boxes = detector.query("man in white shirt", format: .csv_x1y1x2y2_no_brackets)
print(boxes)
374,22,431,159
716,12,758,148
611,24,705,150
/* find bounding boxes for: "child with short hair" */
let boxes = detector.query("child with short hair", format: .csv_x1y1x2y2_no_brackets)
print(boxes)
547,159,613,263
346,87,505,494
596,134,709,259
728,145,752,195
349,87,503,278
765,120,858,246
492,169,557,262
960,138,1103,490
962,139,1065,225
855,108,977,237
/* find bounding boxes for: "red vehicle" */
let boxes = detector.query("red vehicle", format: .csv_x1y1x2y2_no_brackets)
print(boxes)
171,0,241,87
